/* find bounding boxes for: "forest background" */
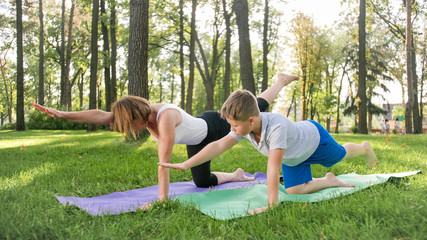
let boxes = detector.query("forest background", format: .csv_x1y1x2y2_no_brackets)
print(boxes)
0,0,426,134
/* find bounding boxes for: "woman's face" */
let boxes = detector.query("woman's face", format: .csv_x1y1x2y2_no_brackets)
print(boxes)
132,118,147,131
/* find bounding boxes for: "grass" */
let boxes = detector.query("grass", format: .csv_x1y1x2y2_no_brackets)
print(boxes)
0,130,426,239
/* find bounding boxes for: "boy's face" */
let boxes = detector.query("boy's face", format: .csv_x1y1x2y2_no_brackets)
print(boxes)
227,117,254,136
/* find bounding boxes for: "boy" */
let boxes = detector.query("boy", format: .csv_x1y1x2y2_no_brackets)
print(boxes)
159,89,377,215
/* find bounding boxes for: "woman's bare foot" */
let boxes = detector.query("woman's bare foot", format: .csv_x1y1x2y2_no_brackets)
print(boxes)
277,73,300,87
362,141,377,167
233,168,255,182
325,172,355,188
214,168,255,185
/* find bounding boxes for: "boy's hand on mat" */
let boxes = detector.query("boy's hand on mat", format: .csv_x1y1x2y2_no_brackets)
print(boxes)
248,207,269,215
158,162,188,171
31,102,64,119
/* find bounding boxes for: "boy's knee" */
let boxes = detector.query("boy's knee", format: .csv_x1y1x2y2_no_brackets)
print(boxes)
285,187,301,195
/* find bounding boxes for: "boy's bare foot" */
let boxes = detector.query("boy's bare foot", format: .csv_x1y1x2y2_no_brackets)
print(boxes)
325,172,355,188
233,168,255,182
277,73,300,87
362,141,377,167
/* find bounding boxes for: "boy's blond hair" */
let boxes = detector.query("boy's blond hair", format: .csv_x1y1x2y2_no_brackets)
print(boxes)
111,96,151,139
221,89,259,121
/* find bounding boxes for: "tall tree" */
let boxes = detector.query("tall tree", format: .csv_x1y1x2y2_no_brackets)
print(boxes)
261,0,269,92
404,0,414,134
369,0,422,133
222,0,232,100
110,0,118,103
186,0,197,114
88,0,100,131
358,0,368,134
194,1,222,111
1,45,13,124
233,0,255,94
16,0,25,131
407,0,421,134
128,0,149,99
65,1,75,110
59,0,67,108
290,13,316,120
101,0,111,111
179,0,186,109
38,0,45,105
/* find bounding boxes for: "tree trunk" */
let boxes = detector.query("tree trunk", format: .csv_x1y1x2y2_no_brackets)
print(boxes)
358,0,368,134
222,0,231,100
65,1,75,110
287,89,296,118
128,0,149,99
261,0,269,92
38,0,45,105
88,0,99,131
335,66,347,133
405,0,413,134
186,0,197,114
411,38,421,133
101,0,111,111
78,70,85,108
60,0,67,108
301,64,308,120
179,0,186,109
419,44,425,132
170,72,175,103
233,0,255,94
1,50,13,123
110,0,117,104
16,0,25,131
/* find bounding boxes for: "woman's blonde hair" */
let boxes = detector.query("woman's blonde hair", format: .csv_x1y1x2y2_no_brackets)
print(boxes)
111,96,151,139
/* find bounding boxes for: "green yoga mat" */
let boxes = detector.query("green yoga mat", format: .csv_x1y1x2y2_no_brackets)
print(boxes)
177,171,421,220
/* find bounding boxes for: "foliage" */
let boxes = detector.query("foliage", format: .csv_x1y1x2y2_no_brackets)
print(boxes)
26,110,87,130
351,125,359,134
0,131,426,239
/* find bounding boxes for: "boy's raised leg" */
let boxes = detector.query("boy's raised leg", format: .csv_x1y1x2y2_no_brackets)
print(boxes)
258,73,299,105
342,141,377,167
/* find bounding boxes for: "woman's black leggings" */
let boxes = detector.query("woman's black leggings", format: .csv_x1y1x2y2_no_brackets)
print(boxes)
186,98,269,187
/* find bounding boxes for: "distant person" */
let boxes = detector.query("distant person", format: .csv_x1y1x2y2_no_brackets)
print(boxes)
385,119,390,135
381,119,387,135
394,118,401,134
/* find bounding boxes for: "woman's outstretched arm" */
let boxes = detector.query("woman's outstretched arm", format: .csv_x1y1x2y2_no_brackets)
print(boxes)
32,102,113,125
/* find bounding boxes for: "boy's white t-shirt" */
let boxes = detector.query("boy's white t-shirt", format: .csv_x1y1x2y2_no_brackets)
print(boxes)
228,112,320,166
149,104,208,145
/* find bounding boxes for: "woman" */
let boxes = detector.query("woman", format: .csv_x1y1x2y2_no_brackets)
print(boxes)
33,73,299,209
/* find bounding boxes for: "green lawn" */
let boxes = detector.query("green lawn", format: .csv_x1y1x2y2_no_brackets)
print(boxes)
0,130,426,239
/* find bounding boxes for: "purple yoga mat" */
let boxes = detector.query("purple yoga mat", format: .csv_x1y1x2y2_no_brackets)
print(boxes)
56,172,267,216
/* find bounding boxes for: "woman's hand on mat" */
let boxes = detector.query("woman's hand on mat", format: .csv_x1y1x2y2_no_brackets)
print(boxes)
158,162,188,171
248,207,269,215
138,201,167,211
31,102,64,119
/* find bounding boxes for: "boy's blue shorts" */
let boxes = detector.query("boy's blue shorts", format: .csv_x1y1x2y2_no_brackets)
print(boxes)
282,120,347,189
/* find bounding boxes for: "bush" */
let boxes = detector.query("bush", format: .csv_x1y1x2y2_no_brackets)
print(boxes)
351,125,359,134
1,122,16,130
26,110,87,130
